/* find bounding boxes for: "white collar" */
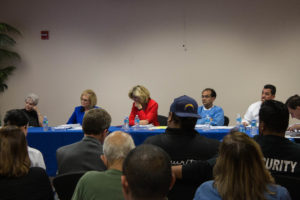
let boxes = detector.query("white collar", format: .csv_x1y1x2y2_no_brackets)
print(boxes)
203,105,214,111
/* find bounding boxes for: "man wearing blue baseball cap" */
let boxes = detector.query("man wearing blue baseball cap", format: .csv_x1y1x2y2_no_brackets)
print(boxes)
144,95,220,200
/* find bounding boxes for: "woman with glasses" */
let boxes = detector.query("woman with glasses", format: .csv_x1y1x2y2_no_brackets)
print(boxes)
67,89,98,125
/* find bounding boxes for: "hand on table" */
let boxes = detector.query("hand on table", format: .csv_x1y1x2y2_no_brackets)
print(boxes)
139,120,149,125
287,124,300,132
242,122,249,127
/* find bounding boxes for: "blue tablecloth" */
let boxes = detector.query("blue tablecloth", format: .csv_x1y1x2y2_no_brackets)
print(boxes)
27,126,232,176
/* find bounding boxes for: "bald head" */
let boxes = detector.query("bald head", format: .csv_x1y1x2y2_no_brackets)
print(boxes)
103,131,135,165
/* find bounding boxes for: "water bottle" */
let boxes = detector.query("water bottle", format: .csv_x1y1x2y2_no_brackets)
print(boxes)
43,116,49,131
250,119,257,136
204,115,211,130
236,114,242,126
236,114,245,133
134,115,140,127
123,116,129,130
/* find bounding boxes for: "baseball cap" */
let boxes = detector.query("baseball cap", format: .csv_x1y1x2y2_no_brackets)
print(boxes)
170,95,201,118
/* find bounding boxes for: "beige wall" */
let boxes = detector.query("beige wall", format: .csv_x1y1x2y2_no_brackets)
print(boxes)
1,0,299,126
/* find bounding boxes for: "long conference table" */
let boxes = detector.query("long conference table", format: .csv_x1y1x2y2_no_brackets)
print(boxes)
27,126,249,176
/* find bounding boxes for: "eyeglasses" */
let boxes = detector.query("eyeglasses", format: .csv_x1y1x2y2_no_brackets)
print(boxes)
81,98,89,102
202,95,211,98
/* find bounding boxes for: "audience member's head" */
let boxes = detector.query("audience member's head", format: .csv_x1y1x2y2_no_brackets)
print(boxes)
0,126,31,177
82,108,111,142
259,100,289,135
168,95,201,130
213,131,274,200
24,93,39,111
81,89,97,109
101,131,135,168
3,109,29,135
122,144,175,200
128,85,151,105
201,88,217,109
261,84,276,102
285,94,300,120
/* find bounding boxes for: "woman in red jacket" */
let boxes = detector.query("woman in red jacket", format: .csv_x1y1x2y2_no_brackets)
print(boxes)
128,85,159,126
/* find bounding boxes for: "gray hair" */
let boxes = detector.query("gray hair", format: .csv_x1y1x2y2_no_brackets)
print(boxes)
103,131,135,163
25,93,39,105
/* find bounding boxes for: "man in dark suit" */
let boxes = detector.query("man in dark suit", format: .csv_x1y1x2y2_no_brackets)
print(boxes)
56,108,111,174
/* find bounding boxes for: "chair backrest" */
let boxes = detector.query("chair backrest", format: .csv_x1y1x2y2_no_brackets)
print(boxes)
273,174,300,199
224,115,229,126
157,115,168,126
53,171,86,200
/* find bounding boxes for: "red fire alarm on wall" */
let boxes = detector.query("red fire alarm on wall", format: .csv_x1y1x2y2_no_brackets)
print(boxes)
41,30,49,40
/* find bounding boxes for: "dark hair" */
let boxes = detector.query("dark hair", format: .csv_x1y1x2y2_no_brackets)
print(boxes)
285,95,300,109
172,113,197,131
122,144,172,199
0,126,30,177
263,84,276,95
82,108,111,135
4,109,29,127
259,100,289,133
203,88,217,98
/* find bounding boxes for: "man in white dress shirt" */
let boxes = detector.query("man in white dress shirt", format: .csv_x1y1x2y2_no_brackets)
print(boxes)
4,109,46,169
242,84,276,126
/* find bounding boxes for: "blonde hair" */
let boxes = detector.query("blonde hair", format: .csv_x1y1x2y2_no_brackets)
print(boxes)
0,126,31,177
81,89,97,108
128,85,150,104
213,132,275,200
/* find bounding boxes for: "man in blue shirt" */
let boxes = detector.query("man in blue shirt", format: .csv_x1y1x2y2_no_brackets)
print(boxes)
197,88,224,126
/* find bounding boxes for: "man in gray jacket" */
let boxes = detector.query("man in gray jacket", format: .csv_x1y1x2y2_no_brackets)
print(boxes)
56,108,111,174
